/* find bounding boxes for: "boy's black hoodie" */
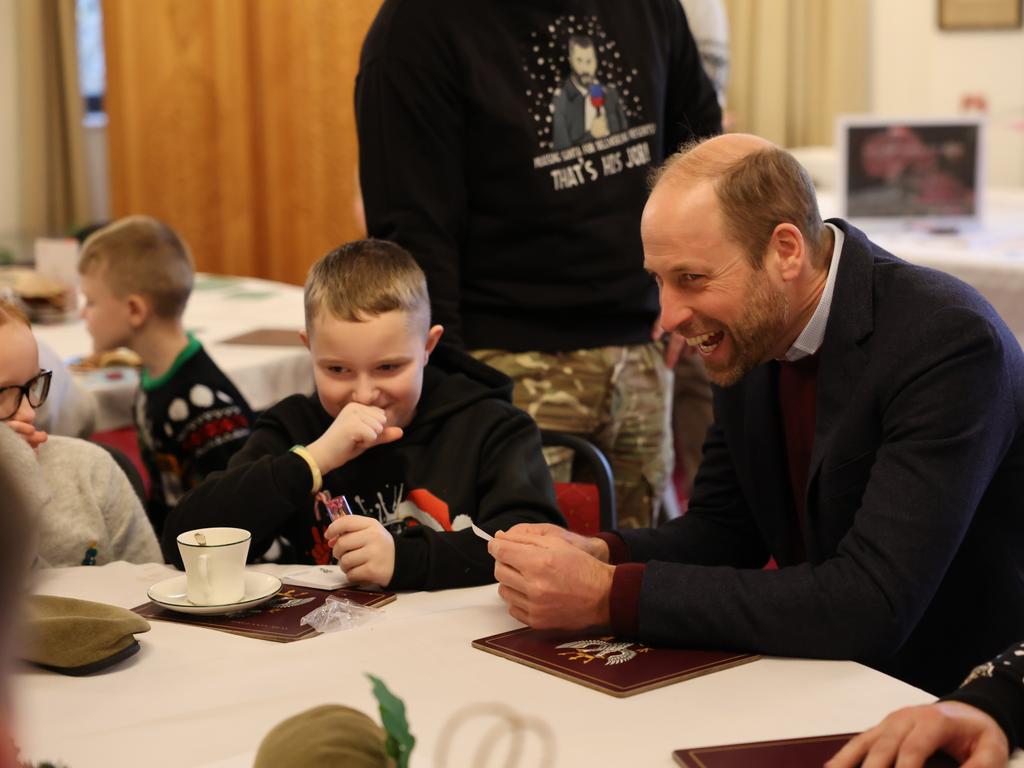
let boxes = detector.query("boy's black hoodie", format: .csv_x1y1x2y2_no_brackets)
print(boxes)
163,344,564,590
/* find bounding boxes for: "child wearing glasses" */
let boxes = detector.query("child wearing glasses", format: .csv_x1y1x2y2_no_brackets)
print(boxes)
77,217,255,536
0,300,161,566
167,240,564,590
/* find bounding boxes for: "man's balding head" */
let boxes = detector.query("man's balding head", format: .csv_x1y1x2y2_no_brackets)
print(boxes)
653,133,775,185
650,134,827,269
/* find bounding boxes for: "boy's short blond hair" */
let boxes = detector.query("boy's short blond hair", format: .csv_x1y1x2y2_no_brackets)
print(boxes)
78,215,194,320
304,239,430,332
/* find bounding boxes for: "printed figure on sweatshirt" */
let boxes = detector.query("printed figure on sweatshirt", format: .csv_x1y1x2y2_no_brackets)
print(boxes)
551,34,629,150
167,239,565,590
77,216,254,535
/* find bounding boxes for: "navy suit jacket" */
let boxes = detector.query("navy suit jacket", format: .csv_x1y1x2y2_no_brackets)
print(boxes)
621,220,1024,694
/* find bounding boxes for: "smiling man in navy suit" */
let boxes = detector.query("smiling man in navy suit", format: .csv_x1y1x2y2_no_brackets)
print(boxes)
490,133,1024,695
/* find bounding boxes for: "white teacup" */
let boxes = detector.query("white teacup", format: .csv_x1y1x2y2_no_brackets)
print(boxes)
176,527,251,605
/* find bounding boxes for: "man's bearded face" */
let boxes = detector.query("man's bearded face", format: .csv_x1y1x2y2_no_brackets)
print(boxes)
569,44,597,86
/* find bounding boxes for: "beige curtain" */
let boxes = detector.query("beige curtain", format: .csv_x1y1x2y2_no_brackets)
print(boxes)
17,0,91,236
723,0,869,147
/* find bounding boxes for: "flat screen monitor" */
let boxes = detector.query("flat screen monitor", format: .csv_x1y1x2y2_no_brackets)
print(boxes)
836,115,986,231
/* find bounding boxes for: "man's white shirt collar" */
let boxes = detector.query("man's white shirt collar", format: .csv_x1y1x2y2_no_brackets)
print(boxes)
782,222,844,362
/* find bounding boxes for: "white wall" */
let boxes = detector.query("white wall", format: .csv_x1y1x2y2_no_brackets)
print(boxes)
0,0,20,233
870,0,1024,187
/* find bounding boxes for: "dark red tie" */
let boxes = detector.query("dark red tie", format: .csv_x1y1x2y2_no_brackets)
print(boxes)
777,356,819,561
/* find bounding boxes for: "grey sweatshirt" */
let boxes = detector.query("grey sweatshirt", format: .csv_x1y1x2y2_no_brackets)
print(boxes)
2,428,162,566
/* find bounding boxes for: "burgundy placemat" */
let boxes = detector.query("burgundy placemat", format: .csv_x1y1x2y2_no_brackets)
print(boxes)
473,627,757,697
132,585,395,642
218,328,304,347
673,733,959,767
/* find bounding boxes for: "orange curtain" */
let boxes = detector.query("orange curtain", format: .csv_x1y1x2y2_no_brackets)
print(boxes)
103,0,382,285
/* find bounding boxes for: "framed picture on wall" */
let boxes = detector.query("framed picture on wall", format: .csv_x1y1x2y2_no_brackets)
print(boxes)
939,0,1022,30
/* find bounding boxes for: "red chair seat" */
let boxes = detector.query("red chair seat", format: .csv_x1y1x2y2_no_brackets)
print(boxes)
554,481,602,536
90,427,150,497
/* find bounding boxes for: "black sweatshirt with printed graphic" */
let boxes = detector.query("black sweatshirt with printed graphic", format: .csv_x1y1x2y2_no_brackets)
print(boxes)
357,0,722,351
163,344,564,590
944,640,1024,752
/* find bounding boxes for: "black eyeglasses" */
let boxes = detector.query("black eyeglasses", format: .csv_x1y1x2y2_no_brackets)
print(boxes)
0,370,52,421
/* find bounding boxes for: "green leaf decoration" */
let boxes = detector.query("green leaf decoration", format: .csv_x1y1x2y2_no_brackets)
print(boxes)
367,673,415,768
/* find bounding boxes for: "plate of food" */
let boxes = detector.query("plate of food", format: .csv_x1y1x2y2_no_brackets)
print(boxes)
68,347,143,372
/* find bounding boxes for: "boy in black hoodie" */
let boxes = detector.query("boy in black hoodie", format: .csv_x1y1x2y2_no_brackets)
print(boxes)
164,240,564,590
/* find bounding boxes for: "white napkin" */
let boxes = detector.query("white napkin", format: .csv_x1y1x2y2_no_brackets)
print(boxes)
281,565,351,590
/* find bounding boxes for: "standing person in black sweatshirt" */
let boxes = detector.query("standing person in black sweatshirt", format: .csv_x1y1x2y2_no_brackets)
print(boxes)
166,240,564,591
356,0,722,529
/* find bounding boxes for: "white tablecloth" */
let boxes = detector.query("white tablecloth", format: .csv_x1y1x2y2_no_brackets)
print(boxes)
34,274,314,432
818,188,1024,344
11,563,951,768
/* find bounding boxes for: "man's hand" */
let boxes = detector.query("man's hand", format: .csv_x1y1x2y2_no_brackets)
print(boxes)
5,420,48,451
503,522,610,562
306,402,403,474
326,515,396,588
591,114,609,139
825,701,1009,768
489,527,614,630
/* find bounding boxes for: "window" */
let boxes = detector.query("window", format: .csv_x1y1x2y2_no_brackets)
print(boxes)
76,0,105,119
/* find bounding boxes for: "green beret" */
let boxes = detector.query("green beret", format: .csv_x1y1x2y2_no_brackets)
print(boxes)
254,704,393,768
22,595,151,675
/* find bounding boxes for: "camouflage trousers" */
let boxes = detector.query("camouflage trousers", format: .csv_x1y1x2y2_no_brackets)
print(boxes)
471,344,673,529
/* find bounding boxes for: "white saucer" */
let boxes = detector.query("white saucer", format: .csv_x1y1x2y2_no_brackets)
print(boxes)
147,572,282,615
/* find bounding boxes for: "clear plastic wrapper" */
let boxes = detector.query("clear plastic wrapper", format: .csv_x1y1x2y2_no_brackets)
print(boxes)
300,595,382,634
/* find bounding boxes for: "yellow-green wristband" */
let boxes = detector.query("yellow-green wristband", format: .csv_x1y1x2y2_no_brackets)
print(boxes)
289,445,322,494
